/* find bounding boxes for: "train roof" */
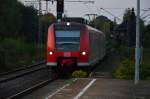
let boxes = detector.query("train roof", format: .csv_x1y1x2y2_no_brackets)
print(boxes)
62,17,88,24
53,22,105,36
86,25,105,36
54,22,85,30
54,22,85,27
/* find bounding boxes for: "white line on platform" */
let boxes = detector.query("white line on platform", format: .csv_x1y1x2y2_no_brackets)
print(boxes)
45,79,77,99
73,79,96,99
45,84,69,99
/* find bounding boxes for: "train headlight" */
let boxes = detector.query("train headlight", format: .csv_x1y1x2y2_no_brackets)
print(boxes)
49,51,53,55
66,22,70,26
81,51,86,56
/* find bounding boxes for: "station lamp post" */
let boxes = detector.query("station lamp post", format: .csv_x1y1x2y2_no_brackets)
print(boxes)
135,0,140,84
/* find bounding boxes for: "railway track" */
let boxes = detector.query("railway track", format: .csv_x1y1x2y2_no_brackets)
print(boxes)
0,61,45,76
6,75,60,99
0,61,46,83
0,61,59,99
0,51,119,99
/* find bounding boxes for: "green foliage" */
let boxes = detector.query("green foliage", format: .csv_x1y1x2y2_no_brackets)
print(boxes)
113,58,135,79
20,6,38,42
116,46,134,59
142,48,150,64
0,0,55,72
113,58,150,80
0,0,23,37
143,24,150,48
0,38,44,72
72,70,87,78
40,13,56,43
0,38,36,54
0,0,55,43
123,8,136,46
123,8,133,21
117,8,145,47
91,16,113,34
114,47,150,80
141,64,150,80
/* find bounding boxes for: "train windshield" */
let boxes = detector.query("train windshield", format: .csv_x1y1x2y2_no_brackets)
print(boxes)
55,30,80,52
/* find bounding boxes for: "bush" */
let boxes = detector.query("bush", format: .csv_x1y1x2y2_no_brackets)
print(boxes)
0,38,45,72
113,58,135,79
113,58,150,80
114,46,150,80
72,70,87,78
141,64,150,80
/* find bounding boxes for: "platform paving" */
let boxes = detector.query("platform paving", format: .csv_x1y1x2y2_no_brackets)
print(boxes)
46,78,150,99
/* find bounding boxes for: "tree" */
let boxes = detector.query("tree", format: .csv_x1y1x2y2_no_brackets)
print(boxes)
114,8,145,47
20,6,38,42
40,13,56,43
123,8,136,46
0,0,39,42
143,24,150,48
0,0,23,38
91,15,114,34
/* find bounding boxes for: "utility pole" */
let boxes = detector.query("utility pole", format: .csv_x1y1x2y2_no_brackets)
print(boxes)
135,0,140,84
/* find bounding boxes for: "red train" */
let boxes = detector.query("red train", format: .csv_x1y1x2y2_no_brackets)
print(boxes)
47,22,106,72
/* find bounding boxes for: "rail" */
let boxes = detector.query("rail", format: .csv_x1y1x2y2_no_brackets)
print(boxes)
0,61,46,83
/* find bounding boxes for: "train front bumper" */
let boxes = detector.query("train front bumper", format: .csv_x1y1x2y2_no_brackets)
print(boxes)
46,62,90,67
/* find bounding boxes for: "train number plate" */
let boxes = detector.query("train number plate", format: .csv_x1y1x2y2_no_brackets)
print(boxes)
64,52,71,57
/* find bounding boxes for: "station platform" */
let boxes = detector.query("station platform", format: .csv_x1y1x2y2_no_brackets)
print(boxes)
45,78,150,99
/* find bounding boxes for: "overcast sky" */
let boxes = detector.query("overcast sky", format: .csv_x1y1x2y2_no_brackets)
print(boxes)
20,0,150,24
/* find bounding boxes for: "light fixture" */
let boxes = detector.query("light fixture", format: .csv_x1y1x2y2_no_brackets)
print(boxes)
81,51,86,56
66,22,70,26
49,51,53,55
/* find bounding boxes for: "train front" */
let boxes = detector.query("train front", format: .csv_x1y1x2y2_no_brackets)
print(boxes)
47,22,89,72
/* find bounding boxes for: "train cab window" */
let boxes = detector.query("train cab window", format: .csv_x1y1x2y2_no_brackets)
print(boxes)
55,30,80,52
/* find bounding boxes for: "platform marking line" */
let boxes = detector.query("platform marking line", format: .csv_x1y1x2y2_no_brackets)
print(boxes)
45,84,69,99
73,79,96,99
45,79,77,99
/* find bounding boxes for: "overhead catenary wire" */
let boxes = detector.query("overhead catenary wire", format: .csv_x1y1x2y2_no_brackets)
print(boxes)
140,8,150,17
100,8,121,21
65,0,95,3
